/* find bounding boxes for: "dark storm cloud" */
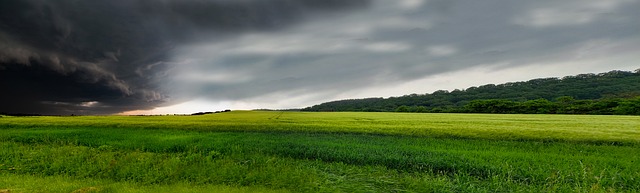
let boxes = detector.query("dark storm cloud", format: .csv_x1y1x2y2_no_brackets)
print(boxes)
0,0,370,115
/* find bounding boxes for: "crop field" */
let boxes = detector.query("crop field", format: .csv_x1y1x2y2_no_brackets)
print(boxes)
1,111,639,192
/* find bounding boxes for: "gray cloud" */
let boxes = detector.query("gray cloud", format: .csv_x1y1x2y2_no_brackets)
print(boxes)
1,0,639,114
169,0,640,108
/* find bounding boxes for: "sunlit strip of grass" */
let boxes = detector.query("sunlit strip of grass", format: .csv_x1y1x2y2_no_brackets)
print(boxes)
1,111,639,144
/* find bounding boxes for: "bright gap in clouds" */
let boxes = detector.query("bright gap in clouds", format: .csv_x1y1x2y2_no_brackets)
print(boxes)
120,100,232,115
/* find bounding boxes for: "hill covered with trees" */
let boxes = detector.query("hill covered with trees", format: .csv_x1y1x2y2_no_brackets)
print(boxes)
302,70,640,115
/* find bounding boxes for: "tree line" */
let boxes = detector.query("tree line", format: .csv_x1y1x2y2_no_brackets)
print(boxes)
302,70,640,115
394,97,640,115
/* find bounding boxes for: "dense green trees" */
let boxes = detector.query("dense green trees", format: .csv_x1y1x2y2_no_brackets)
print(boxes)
459,97,640,115
303,70,640,115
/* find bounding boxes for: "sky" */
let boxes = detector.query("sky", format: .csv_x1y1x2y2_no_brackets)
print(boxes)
1,0,639,115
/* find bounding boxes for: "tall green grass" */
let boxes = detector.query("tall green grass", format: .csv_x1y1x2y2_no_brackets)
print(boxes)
1,111,639,192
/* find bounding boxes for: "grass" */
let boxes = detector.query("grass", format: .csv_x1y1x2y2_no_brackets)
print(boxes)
0,173,288,193
1,111,639,192
2,111,639,143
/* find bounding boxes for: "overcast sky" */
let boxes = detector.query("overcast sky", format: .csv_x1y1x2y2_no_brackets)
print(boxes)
1,0,639,115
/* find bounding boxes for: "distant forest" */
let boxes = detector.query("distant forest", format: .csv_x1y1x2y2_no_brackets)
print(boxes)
302,70,640,115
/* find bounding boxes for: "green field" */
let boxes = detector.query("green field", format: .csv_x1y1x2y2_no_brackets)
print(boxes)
1,111,639,192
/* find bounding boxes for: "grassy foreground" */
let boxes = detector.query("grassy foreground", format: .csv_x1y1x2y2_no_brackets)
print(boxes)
1,111,639,192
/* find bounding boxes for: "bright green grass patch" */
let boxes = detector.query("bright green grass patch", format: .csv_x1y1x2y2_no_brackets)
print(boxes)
1,111,639,192
0,140,454,192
